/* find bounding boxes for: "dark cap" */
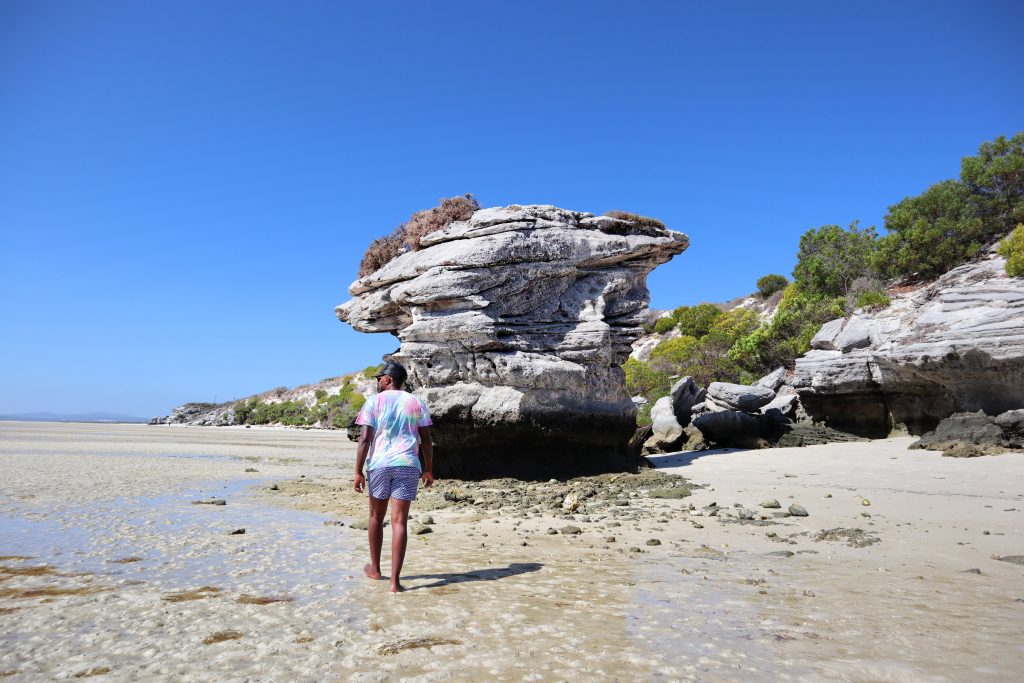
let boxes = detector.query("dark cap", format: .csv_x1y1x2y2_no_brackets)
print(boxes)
374,361,408,385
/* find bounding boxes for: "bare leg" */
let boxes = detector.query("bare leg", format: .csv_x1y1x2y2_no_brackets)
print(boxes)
389,498,412,592
365,495,388,580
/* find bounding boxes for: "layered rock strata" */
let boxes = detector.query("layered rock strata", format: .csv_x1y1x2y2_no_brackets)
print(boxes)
337,205,689,478
793,254,1024,437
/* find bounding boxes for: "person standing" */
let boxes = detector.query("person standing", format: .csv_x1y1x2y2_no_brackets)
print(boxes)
353,361,433,593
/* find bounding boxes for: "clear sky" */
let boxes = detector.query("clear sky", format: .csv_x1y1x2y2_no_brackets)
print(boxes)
1,1,1021,418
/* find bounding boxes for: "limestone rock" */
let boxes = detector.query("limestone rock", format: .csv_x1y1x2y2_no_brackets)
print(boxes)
691,410,769,449
337,205,688,478
793,255,1024,437
707,382,776,412
644,396,685,453
669,376,705,427
756,367,787,392
910,410,1024,457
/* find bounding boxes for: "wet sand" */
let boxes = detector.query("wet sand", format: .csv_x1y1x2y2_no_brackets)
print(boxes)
1,422,1022,681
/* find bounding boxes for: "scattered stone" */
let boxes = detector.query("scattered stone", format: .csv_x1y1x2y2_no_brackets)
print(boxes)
409,522,432,535
350,518,369,531
562,493,581,512
760,499,782,509
244,467,258,473
862,499,871,506
546,528,558,535
228,528,246,535
788,504,809,517
813,527,880,548
766,550,795,558
964,568,983,574
604,536,616,543
323,521,345,527
995,555,1024,566
269,485,279,491
738,508,755,520
649,487,692,499
421,515,434,525
560,525,582,535
645,538,662,546
191,499,226,506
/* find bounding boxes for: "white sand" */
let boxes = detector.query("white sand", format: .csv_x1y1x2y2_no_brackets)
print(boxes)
1,423,1022,681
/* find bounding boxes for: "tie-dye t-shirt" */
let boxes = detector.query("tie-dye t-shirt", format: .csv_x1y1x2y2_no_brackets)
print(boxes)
355,390,433,472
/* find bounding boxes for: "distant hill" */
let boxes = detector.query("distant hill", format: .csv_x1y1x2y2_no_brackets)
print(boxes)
0,412,149,423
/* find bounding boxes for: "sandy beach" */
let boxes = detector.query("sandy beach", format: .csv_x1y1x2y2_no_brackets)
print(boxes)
1,421,1022,681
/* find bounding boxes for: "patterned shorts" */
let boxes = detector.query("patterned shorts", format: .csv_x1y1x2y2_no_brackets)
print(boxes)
368,466,420,501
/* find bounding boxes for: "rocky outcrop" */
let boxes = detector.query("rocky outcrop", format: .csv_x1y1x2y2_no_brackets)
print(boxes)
793,254,1024,437
910,410,1024,457
337,205,689,478
642,376,705,453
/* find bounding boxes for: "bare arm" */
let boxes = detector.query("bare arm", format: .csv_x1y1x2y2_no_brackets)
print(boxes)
419,426,434,488
354,425,374,492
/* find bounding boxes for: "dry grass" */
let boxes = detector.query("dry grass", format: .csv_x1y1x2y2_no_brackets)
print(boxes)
236,594,294,605
358,194,479,277
603,210,666,229
162,586,221,603
375,635,463,656
73,667,112,678
203,630,243,645
0,586,108,599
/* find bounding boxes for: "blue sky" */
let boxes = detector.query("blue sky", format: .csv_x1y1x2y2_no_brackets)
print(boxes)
1,1,1021,417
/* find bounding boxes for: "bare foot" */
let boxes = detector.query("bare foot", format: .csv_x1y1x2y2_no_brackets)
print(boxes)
389,582,405,593
364,564,383,580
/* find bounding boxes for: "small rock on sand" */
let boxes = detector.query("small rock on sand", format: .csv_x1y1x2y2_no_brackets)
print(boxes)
766,550,795,558
228,528,246,535
760,499,781,509
410,522,431,535
350,518,369,531
788,504,809,517
646,538,662,546
996,555,1024,566
192,499,226,506
560,525,582,535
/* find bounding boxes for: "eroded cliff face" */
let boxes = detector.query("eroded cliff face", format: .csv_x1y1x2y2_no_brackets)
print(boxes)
793,254,1024,437
337,205,688,477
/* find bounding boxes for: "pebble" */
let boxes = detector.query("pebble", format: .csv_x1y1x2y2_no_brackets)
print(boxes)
192,499,226,506
964,568,983,574
760,499,781,509
228,528,246,535
996,555,1024,566
766,550,795,558
604,536,616,543
645,538,661,546
862,499,871,506
560,525,582,535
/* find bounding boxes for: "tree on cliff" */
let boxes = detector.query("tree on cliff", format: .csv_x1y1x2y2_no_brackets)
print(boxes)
792,222,878,298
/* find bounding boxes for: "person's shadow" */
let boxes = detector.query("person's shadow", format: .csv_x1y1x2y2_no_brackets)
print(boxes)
402,562,542,591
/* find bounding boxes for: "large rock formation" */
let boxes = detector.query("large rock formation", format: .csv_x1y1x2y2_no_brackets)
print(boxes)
793,254,1024,437
337,205,688,478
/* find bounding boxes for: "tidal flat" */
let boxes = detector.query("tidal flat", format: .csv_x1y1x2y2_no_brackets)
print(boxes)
1,421,1022,681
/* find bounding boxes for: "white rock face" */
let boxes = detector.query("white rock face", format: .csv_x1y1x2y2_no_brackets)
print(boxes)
793,254,1024,436
706,382,776,411
337,205,688,477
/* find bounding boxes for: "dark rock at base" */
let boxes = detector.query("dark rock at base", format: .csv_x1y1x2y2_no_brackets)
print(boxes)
692,410,770,449
628,424,654,456
996,555,1024,566
773,421,866,448
911,411,1024,457
228,528,246,535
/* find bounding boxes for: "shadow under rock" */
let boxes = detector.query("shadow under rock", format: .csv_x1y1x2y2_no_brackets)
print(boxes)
403,562,543,591
646,447,747,469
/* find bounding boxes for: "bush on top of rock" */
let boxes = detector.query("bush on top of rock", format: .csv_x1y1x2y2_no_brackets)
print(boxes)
998,224,1024,277
603,210,666,230
358,194,480,277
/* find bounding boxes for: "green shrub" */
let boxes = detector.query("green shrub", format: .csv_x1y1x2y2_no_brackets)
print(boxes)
729,284,845,375
961,132,1024,236
756,274,789,298
362,364,383,379
624,358,670,399
603,210,666,229
653,316,677,334
674,303,722,338
793,222,878,297
314,389,328,401
874,180,984,281
998,224,1024,277
854,290,891,311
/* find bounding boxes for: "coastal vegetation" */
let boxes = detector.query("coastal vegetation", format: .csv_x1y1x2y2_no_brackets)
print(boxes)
627,132,1023,424
233,376,365,428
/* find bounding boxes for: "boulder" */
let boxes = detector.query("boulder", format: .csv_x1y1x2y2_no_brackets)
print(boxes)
706,382,776,412
643,396,685,453
691,410,770,449
669,376,704,427
910,410,1024,457
337,205,689,478
793,255,1024,437
755,367,787,392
